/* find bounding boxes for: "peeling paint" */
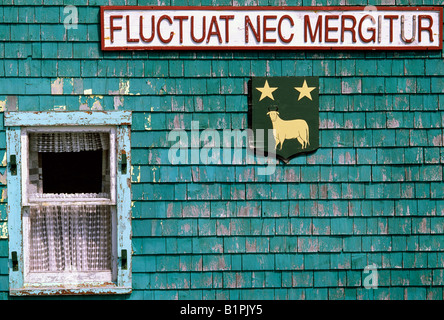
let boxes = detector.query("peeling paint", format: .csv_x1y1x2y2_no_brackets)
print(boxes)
11,286,132,296
144,114,152,131
114,96,124,110
68,78,74,92
0,171,6,185
53,105,66,111
206,256,226,271
131,166,141,183
51,78,64,95
332,203,342,216
0,98,6,111
195,97,203,111
339,151,355,164
378,220,388,234
3,14,444,299
420,274,432,285
0,222,7,239
432,134,443,146
418,218,429,233
91,98,103,110
387,118,400,128
217,222,230,235
119,79,130,95
152,166,158,182
344,119,353,128
6,96,17,111
180,223,191,235
79,96,89,110
79,95,104,110
1,153,6,167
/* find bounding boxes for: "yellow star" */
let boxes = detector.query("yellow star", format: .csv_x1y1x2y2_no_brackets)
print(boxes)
294,80,316,101
256,80,278,101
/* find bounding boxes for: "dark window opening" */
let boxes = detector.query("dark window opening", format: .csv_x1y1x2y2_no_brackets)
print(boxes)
41,150,103,194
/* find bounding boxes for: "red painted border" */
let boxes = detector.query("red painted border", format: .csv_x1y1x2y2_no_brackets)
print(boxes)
100,6,443,51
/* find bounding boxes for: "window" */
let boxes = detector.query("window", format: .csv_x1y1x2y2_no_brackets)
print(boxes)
5,111,132,296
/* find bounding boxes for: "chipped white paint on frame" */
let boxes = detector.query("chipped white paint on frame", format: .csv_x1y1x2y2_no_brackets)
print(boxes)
5,111,133,295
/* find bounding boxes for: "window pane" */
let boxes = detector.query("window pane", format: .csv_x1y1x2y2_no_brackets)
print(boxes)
42,151,103,194
28,131,111,198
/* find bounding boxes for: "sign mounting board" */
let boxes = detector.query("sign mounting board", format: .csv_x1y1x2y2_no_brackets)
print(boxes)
101,6,442,51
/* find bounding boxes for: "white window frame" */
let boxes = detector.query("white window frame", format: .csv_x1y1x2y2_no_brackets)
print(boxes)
5,111,132,296
22,126,118,286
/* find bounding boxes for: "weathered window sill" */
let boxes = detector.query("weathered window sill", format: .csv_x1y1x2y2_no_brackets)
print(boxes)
10,286,132,296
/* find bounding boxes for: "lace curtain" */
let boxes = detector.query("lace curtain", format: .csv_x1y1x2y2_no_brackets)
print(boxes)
29,205,111,272
30,132,109,153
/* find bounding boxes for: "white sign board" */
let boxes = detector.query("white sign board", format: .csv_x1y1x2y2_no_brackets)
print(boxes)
101,6,442,51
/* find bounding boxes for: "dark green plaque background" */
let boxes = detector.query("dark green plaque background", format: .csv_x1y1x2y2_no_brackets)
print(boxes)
248,77,319,161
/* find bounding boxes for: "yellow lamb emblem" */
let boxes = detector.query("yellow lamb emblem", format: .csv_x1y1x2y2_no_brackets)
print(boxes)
266,107,310,150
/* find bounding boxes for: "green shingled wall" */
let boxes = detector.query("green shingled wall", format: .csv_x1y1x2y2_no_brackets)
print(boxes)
0,0,444,300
